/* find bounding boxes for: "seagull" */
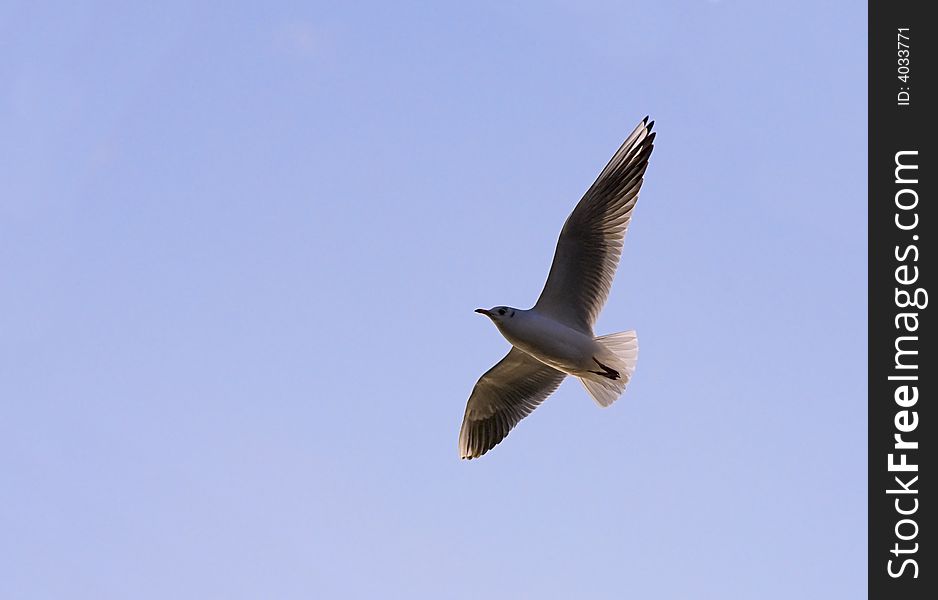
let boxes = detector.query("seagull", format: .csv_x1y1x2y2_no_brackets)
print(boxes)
459,117,656,459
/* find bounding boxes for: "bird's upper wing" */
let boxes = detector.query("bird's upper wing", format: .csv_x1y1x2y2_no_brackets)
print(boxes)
459,348,566,459
533,118,655,332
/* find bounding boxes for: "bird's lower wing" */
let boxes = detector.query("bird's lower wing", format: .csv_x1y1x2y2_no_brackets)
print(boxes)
459,348,566,459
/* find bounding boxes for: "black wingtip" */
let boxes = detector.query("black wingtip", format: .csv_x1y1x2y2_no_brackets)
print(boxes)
647,119,655,134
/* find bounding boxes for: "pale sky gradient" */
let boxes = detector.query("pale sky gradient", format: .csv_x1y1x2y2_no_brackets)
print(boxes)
2,2,866,598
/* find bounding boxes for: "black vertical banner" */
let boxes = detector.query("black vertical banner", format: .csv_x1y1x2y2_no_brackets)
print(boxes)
869,1,934,597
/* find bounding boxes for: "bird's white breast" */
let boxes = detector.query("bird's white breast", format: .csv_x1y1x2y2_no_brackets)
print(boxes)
495,310,598,373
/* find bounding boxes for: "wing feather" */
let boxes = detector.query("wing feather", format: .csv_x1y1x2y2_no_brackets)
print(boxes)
534,118,655,332
458,348,566,459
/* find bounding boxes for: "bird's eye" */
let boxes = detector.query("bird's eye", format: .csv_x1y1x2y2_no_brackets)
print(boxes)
498,308,506,315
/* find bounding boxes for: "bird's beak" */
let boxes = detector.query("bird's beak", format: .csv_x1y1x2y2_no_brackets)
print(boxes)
474,308,491,317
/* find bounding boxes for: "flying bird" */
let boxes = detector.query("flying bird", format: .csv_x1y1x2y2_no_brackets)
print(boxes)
459,117,656,459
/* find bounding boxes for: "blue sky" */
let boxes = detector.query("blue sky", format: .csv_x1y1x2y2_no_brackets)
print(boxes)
2,1,866,598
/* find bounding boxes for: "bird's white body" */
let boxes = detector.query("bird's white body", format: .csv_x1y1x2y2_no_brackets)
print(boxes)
491,309,600,377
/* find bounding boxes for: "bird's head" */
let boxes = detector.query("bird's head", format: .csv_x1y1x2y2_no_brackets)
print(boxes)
475,306,516,324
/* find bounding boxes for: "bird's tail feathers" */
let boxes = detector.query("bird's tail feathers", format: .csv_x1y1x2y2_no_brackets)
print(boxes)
578,330,638,407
